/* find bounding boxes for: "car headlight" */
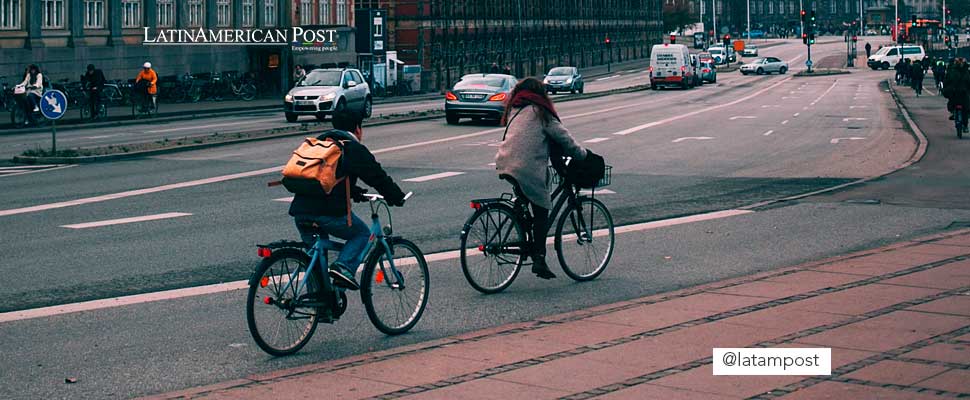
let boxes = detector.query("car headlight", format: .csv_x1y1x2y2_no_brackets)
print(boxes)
320,93,336,101
543,78,550,84
565,78,573,84
284,94,293,102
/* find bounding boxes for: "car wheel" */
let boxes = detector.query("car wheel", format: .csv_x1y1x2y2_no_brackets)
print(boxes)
757,68,765,75
363,97,372,118
446,112,459,125
579,86,584,94
285,112,298,122
334,98,347,113
882,62,890,70
779,66,787,74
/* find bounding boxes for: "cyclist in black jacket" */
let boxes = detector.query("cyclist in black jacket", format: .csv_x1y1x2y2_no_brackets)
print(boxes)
289,109,406,290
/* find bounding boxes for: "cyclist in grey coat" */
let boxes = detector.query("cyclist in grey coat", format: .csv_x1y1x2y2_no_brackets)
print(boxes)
495,77,588,279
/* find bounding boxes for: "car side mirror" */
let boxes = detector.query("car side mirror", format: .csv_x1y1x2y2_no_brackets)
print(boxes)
346,81,357,88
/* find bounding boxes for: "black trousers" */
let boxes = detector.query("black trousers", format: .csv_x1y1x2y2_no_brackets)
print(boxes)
88,88,101,118
529,202,550,259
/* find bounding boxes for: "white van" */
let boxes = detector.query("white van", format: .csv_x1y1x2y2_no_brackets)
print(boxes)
867,45,926,70
649,43,695,90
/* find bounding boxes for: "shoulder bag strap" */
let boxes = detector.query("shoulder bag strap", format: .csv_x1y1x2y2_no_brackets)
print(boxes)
501,107,526,141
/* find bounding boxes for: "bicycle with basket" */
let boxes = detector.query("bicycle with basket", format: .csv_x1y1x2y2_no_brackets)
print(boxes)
459,157,615,293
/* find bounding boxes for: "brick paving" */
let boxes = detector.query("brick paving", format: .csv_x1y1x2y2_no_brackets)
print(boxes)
147,229,970,400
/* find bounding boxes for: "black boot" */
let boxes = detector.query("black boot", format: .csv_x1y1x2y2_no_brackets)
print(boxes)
531,255,556,280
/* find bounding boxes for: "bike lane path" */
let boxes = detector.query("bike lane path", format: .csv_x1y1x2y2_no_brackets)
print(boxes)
146,228,970,400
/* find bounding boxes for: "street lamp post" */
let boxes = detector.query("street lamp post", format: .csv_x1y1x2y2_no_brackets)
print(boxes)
713,0,718,42
747,0,751,42
860,0,864,36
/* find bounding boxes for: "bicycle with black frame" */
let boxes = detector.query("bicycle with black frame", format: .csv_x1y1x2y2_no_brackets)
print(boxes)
459,158,615,293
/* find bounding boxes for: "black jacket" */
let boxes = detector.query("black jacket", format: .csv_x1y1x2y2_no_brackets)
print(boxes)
288,129,405,217
84,69,106,90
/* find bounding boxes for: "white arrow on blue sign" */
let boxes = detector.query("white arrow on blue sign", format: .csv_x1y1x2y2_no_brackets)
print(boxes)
40,90,68,120
806,60,814,67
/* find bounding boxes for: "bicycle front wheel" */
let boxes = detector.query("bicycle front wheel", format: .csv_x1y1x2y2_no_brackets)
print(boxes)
459,205,525,294
361,238,429,335
555,197,615,281
246,248,321,356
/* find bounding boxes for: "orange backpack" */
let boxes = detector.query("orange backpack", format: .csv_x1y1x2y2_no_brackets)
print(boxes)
281,137,353,225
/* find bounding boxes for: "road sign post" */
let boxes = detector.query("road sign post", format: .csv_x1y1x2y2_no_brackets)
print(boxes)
40,90,67,154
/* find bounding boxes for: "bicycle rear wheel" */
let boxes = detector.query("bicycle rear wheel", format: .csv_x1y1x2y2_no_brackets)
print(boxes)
555,197,614,281
361,238,429,335
459,205,525,294
246,248,322,356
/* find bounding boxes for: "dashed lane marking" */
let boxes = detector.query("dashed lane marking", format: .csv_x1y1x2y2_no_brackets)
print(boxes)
843,117,868,122
729,116,757,120
596,75,621,81
584,137,611,143
781,120,790,125
763,130,774,136
579,189,616,195
831,137,866,144
402,171,466,183
0,209,752,323
61,212,192,229
672,136,715,143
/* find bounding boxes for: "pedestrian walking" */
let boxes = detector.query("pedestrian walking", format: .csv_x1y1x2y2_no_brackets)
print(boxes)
911,60,925,97
489,62,500,73
503,64,513,76
865,42,872,58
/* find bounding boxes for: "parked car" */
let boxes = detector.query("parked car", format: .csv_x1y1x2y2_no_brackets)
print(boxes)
543,66,584,94
867,45,926,70
648,43,696,90
741,46,759,57
445,74,517,125
283,68,371,122
740,57,789,75
699,61,717,83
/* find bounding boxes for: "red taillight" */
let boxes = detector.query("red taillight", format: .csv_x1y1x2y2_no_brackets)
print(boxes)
703,68,710,73
478,245,485,252
257,247,272,258
488,93,507,102
260,277,269,288
445,91,458,101
648,66,654,72
263,297,272,304
470,202,482,209
681,65,686,72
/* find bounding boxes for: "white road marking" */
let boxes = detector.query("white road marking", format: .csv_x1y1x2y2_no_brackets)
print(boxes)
403,171,465,182
781,120,790,125
803,106,809,110
61,212,192,229
0,164,62,170
793,113,800,117
596,75,621,81
83,134,120,139
273,197,294,202
729,116,757,120
579,189,616,195
843,117,868,122
672,136,714,143
761,105,780,108
782,97,800,99
0,169,32,173
830,137,866,144
0,164,77,178
850,105,868,109
584,137,611,143
763,130,774,136
146,118,276,133
613,77,793,136
810,79,839,106
0,166,282,217
487,162,496,166
0,209,753,323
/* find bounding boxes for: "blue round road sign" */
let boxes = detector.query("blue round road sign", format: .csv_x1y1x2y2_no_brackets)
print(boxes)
40,90,68,120
805,60,814,67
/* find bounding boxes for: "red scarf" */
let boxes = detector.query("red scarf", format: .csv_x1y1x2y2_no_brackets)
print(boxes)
509,90,560,121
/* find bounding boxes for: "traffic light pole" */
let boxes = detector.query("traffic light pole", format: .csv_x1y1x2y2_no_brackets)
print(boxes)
807,44,813,73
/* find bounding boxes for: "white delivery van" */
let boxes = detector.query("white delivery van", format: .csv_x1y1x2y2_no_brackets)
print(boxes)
649,43,695,90
867,45,926,70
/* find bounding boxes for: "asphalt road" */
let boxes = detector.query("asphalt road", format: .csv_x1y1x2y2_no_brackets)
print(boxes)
5,38,968,399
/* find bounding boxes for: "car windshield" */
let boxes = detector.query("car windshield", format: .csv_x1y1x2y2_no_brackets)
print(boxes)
750,58,767,64
709,48,723,54
298,70,342,87
874,47,891,55
455,77,507,90
548,67,573,76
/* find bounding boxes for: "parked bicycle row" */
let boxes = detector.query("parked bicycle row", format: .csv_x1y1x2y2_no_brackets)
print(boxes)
1,62,263,127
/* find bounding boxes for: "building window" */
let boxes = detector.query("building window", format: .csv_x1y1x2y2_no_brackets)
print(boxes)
336,0,346,25
157,0,174,27
779,1,785,14
42,0,65,29
187,0,204,27
0,0,21,29
241,0,253,27
122,0,141,28
768,1,774,14
830,0,837,13
264,0,276,26
790,1,796,13
716,0,722,14
84,0,105,29
299,0,313,25
320,0,332,25
216,0,231,27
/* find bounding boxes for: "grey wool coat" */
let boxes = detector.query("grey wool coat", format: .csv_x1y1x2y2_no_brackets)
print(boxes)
495,105,588,209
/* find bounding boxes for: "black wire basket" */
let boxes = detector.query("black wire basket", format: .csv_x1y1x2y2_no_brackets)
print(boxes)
549,165,612,187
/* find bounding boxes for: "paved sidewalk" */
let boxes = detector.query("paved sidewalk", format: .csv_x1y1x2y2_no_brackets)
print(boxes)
150,230,970,400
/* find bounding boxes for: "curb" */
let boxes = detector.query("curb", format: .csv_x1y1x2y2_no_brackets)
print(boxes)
794,69,852,77
12,84,652,164
741,79,928,210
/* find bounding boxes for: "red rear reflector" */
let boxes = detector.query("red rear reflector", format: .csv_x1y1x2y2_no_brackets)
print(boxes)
257,247,272,258
263,297,272,304
445,91,458,101
470,202,481,209
375,270,385,284
478,245,485,252
260,277,269,288
488,93,507,102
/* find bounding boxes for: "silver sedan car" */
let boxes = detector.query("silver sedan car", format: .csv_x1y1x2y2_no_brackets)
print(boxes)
739,57,789,75
445,74,516,125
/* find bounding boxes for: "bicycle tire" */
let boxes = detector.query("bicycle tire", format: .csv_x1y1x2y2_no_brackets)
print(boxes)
555,197,615,282
246,248,322,356
361,238,429,335
240,83,257,101
459,204,525,294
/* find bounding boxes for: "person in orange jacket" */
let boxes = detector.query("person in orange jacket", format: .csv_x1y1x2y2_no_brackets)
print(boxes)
135,61,158,111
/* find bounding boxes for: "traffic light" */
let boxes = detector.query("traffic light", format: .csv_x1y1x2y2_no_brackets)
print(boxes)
809,33,816,45
800,9,806,23
605,37,611,45
852,35,858,43
945,35,951,46
723,34,731,46
670,34,676,44
802,33,808,44
810,10,816,24
912,15,917,26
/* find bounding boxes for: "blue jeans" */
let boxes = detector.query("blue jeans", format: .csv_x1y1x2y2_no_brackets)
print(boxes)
294,213,370,273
